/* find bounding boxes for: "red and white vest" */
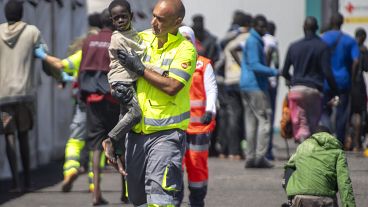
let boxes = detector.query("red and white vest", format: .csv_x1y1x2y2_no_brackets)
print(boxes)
187,56,216,134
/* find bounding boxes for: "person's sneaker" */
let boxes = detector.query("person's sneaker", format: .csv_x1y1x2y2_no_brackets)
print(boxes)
265,152,275,161
61,171,78,192
255,157,274,168
228,154,242,160
218,154,226,159
244,158,256,168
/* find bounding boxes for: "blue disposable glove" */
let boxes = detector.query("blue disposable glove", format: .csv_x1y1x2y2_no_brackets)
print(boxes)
34,46,47,60
61,72,74,82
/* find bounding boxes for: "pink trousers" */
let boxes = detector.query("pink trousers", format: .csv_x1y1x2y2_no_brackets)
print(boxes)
288,86,322,142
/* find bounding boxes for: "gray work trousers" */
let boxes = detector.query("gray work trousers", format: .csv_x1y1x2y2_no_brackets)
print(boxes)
240,90,272,160
125,129,186,206
69,103,87,140
292,195,338,207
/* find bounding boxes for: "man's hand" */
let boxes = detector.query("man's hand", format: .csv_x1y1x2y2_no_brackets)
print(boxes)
111,84,133,104
117,50,145,76
201,111,213,125
327,96,340,107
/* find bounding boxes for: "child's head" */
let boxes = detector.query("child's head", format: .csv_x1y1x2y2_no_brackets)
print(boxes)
108,0,133,32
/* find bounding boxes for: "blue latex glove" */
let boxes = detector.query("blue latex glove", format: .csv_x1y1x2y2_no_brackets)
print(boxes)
61,72,74,82
34,46,47,60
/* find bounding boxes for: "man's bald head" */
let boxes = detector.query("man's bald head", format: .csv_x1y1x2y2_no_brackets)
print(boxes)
303,16,318,34
156,0,185,19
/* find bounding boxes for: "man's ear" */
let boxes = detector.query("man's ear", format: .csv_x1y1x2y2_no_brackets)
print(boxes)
175,17,183,27
130,12,134,21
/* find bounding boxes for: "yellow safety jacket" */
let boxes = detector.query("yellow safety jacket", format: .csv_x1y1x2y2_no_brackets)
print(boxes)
62,49,82,78
132,31,197,134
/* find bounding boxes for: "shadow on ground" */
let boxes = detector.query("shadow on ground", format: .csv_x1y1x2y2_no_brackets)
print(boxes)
0,159,63,205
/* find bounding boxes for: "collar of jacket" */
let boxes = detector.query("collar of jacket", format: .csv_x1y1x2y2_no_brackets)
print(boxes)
304,33,319,40
250,28,263,45
150,31,182,51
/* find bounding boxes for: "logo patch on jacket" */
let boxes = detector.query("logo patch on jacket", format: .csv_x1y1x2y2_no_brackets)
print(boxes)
196,61,204,69
181,62,191,69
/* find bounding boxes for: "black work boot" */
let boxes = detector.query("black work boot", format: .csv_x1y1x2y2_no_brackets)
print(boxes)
188,186,207,207
254,157,274,168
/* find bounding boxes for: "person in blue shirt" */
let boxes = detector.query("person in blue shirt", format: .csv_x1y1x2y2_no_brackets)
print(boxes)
240,15,279,168
320,13,360,146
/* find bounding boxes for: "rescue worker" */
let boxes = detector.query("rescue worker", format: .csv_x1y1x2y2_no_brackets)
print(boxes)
60,49,86,192
59,13,104,193
59,49,106,193
179,26,218,207
111,0,197,206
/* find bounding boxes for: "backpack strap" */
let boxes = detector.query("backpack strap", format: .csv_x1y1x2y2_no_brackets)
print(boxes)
331,32,343,52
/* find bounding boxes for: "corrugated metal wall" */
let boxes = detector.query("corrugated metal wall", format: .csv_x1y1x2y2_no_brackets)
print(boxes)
0,0,87,179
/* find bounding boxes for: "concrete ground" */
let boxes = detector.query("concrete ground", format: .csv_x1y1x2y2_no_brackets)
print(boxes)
1,137,368,207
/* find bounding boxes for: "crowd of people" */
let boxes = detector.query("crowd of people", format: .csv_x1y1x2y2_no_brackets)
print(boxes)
1,0,368,206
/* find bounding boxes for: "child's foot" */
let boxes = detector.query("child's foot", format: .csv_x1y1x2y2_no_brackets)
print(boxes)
92,197,109,206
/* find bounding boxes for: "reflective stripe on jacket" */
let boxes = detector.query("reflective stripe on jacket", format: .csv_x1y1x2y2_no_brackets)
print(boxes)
132,31,197,134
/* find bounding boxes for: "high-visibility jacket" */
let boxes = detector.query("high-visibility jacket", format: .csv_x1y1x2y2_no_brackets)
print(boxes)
62,50,82,78
187,56,216,134
132,31,197,134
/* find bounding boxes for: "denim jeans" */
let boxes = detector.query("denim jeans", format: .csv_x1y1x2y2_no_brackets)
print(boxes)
320,90,350,144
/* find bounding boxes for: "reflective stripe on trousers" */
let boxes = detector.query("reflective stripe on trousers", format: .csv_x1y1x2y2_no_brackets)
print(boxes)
63,138,85,177
184,133,210,188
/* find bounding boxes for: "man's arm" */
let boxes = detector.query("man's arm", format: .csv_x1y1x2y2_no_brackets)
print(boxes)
336,151,356,207
143,69,184,96
282,152,297,190
34,46,63,69
281,47,292,85
229,44,242,66
247,39,278,76
201,63,218,124
321,48,338,94
118,43,196,96
350,40,360,82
